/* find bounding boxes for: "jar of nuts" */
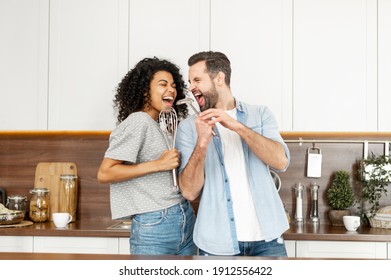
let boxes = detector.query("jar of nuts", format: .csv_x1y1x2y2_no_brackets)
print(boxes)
29,188,50,222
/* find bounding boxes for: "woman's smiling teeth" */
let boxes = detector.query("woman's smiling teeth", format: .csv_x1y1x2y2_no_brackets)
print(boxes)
163,96,174,106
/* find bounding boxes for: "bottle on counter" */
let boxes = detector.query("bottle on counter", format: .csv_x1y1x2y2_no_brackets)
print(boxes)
294,183,304,222
310,182,320,223
29,188,50,222
59,174,78,222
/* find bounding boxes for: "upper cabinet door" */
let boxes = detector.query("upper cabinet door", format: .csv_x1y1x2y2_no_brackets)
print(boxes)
0,0,49,130
210,0,293,131
378,0,391,132
48,0,129,130
128,0,210,83
293,0,378,131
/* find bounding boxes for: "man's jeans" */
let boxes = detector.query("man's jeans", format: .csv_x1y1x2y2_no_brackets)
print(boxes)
199,237,287,257
129,200,196,255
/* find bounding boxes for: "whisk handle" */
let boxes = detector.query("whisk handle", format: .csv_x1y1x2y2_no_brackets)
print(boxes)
172,169,179,191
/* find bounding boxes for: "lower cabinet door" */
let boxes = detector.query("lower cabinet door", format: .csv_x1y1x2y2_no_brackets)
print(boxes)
296,241,387,259
118,237,130,255
284,240,296,257
34,236,119,254
0,236,33,252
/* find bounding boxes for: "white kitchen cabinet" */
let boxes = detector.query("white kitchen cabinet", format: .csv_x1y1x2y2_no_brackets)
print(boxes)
0,0,49,130
284,240,296,258
296,240,387,259
128,0,210,87
118,237,130,255
388,243,391,260
47,0,128,130
1,0,390,131
34,236,119,254
293,0,378,131
378,0,391,132
210,0,293,131
0,236,33,252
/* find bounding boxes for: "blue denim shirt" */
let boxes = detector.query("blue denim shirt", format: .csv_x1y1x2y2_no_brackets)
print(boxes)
176,100,290,255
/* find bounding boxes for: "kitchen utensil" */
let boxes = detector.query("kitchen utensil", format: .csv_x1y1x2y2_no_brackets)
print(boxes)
158,107,179,192
307,147,322,178
294,183,304,222
176,97,200,116
310,182,320,222
34,162,78,221
270,170,281,192
176,98,217,136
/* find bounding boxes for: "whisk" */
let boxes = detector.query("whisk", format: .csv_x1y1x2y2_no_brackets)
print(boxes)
176,97,217,136
158,107,179,192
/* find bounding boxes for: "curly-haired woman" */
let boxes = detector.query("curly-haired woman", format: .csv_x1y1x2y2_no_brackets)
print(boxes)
98,57,196,255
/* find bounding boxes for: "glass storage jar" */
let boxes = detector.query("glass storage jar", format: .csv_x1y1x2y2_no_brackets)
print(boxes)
29,188,50,222
6,195,27,218
59,175,78,222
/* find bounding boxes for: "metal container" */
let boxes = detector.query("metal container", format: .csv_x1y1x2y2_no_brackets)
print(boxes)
6,195,27,218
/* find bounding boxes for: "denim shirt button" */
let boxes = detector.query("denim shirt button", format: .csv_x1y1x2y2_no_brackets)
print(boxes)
227,199,231,202
230,218,234,222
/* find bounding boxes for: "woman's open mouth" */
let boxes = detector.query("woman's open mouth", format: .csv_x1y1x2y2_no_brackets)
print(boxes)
162,96,174,107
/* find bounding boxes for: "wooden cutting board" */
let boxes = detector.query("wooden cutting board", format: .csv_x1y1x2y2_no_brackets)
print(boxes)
34,162,77,221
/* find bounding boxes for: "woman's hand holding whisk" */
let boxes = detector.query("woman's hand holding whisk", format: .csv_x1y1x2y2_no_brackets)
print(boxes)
157,149,180,171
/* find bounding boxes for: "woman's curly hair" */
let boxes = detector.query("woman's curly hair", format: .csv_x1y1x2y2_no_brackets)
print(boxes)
114,57,188,124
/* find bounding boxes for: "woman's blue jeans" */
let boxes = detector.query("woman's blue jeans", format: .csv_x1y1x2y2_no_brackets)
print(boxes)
129,200,196,255
199,237,287,257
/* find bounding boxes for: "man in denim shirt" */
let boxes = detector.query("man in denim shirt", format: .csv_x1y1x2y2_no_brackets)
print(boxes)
176,51,290,256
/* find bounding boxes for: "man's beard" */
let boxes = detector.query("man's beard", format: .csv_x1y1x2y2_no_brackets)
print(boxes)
199,85,219,111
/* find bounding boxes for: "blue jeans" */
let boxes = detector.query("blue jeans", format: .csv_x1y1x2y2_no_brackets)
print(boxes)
199,237,287,257
129,200,196,255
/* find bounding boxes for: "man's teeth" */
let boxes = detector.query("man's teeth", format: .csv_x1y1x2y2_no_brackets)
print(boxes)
163,97,174,101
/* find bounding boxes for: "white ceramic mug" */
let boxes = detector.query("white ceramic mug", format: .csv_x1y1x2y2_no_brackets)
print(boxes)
52,212,72,228
343,215,360,231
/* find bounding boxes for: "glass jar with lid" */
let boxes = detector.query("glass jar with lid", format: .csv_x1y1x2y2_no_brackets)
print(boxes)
29,188,50,222
6,195,27,218
59,175,78,222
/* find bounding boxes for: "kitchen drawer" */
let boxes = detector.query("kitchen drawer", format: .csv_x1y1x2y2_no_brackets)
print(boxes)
34,236,119,254
0,236,33,252
297,240,387,259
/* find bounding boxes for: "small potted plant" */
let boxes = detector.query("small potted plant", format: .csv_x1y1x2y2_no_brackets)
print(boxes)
359,154,391,225
326,170,355,226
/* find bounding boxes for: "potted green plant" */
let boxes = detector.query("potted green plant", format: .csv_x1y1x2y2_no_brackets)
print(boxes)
326,170,355,226
359,154,391,225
